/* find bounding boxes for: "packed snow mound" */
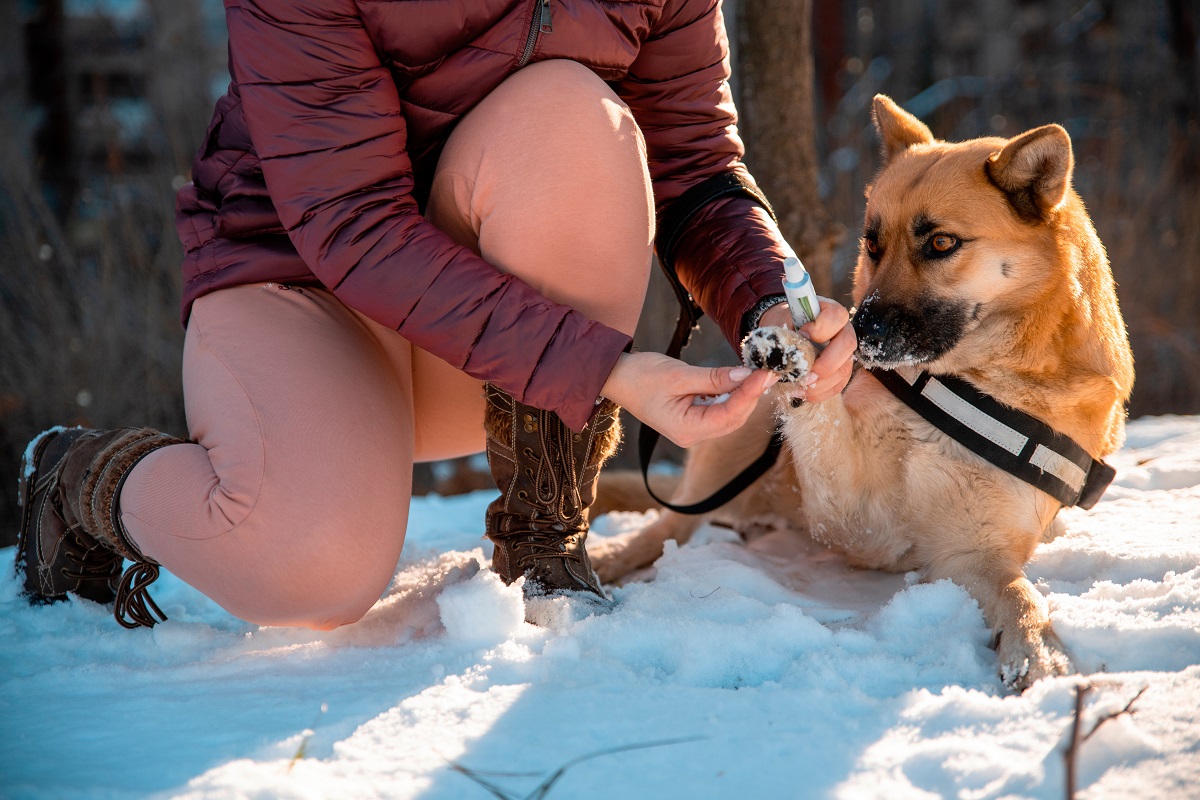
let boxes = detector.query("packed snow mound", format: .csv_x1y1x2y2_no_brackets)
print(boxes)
1,416,1198,799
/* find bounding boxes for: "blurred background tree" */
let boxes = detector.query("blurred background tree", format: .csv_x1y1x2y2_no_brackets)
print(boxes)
1,0,1197,546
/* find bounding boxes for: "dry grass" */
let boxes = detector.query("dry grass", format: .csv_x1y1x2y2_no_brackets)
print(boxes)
0,156,186,548
1097,148,1200,418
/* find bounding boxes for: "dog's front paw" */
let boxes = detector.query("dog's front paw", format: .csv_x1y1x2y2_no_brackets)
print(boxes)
997,624,1072,692
742,326,816,383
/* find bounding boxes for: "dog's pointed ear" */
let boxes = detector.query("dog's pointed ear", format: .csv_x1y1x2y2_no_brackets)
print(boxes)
986,124,1074,220
872,95,935,165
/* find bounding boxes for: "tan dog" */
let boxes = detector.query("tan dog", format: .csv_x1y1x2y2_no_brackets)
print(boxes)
593,95,1134,691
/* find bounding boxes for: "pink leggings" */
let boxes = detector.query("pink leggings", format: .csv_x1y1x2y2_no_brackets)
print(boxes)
119,61,654,628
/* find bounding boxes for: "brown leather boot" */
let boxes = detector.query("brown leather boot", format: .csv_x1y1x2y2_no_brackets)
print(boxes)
16,426,185,628
483,385,621,602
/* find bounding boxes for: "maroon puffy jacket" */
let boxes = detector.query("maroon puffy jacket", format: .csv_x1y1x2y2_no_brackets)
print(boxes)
177,0,791,430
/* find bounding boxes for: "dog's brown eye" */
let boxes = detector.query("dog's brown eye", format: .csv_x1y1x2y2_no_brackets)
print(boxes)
931,235,958,252
863,238,880,258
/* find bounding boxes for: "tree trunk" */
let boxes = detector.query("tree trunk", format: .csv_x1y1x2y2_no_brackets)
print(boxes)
735,0,841,295
145,0,217,176
25,0,75,219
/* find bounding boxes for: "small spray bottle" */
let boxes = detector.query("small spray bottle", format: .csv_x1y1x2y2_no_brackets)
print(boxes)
782,255,821,328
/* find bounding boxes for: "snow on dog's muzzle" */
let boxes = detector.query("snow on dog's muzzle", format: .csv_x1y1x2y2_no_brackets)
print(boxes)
852,294,969,367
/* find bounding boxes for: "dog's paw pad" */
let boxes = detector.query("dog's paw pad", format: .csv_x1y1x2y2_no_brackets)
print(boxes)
997,631,1072,693
999,657,1031,692
742,327,811,383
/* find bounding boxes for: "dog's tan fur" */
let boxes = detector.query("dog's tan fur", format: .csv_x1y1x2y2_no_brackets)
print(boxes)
592,96,1134,691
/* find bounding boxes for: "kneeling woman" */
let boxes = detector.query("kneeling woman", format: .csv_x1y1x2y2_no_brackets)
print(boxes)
17,1,856,629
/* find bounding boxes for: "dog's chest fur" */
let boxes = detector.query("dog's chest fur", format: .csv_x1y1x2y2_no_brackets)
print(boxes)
771,372,1057,573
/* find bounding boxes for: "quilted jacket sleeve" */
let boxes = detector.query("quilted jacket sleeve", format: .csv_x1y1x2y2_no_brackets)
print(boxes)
224,0,630,431
612,0,792,351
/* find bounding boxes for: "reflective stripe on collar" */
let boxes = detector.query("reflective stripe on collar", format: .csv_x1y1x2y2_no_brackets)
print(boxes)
869,367,1115,509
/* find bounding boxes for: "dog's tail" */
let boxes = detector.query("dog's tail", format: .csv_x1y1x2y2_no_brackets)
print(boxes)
594,469,677,518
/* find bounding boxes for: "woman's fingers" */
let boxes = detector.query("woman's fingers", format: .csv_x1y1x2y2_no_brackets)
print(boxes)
601,352,780,448
705,365,754,395
799,296,850,344
695,368,778,416
804,355,853,403
675,367,777,447
792,299,857,402
810,316,857,374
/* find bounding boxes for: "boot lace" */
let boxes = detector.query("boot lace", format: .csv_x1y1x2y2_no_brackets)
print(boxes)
491,414,593,573
59,527,122,581
50,486,122,588
518,417,587,528
55,508,166,629
492,512,585,570
113,562,167,629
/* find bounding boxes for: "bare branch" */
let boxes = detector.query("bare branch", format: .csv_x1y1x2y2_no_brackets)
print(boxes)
447,736,705,800
1064,682,1091,800
1063,682,1148,799
1082,685,1148,744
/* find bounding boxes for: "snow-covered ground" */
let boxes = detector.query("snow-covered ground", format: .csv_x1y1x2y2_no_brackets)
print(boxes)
2,415,1198,799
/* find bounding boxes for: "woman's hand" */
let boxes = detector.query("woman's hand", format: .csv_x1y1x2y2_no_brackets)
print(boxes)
757,298,856,403
600,352,780,448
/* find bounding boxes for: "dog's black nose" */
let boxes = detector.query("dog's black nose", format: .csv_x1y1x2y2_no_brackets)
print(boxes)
851,295,969,365
852,299,889,351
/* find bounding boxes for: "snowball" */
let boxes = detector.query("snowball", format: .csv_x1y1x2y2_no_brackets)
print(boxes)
435,569,525,647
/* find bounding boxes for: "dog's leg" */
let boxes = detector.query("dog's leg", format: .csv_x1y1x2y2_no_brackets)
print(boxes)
745,327,909,547
748,320,1070,689
590,507,703,583
925,553,1071,692
591,391,778,583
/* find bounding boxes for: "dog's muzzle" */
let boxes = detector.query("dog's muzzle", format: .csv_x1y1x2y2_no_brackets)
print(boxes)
852,294,969,367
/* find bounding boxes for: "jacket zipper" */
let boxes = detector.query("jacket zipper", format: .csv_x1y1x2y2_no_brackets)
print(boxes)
518,0,552,67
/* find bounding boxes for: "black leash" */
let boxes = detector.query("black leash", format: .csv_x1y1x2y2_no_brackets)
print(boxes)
638,422,784,515
636,172,784,515
635,263,784,516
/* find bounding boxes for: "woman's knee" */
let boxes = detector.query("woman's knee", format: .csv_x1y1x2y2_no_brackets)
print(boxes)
445,59,651,199
435,60,653,333
518,60,633,117
508,60,647,167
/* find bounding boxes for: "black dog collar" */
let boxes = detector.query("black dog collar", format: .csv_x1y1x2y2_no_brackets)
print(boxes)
868,367,1116,509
